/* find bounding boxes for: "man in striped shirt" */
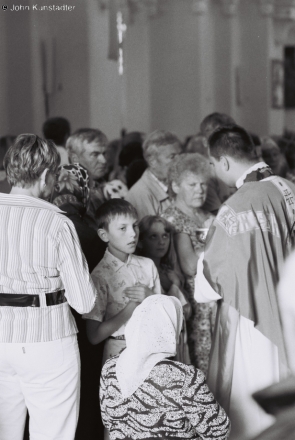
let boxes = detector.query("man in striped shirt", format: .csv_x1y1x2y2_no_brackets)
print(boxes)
0,134,97,440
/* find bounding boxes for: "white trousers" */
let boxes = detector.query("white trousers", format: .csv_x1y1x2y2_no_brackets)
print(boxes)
0,334,80,440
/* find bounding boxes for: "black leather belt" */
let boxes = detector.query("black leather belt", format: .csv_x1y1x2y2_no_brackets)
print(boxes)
0,290,66,307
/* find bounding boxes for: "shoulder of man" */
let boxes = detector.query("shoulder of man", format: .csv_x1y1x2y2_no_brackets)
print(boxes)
224,179,284,212
125,171,149,198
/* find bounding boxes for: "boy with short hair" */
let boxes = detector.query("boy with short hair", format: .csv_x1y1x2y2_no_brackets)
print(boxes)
83,199,161,364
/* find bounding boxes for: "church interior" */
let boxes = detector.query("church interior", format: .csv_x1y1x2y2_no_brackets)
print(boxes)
2,2,295,440
2,0,295,141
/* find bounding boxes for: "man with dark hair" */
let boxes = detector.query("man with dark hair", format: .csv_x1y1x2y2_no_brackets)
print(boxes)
43,117,71,165
194,125,295,439
66,128,109,229
199,112,237,208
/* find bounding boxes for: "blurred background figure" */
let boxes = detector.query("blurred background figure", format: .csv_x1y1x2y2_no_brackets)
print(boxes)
106,139,123,182
0,136,15,194
184,134,208,156
200,112,236,141
249,132,263,162
43,117,71,166
260,136,289,178
126,130,182,219
125,158,147,189
107,131,147,188
118,139,144,171
285,142,295,183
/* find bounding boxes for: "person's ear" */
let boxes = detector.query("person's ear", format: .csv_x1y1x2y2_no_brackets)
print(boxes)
220,156,230,172
97,228,109,243
171,181,180,195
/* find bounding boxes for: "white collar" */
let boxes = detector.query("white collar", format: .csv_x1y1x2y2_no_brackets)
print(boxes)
104,248,142,272
236,162,268,189
148,170,168,193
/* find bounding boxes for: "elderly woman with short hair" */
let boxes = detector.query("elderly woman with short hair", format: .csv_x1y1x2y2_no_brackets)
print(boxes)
0,134,97,440
161,153,215,373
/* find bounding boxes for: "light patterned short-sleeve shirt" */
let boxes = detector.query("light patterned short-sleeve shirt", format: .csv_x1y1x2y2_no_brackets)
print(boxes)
83,249,161,336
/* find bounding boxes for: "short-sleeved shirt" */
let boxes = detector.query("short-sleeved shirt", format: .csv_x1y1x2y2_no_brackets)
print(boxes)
83,249,161,336
0,193,97,343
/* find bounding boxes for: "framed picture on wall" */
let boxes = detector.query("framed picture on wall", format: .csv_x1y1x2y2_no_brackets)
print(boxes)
271,60,284,109
285,46,295,108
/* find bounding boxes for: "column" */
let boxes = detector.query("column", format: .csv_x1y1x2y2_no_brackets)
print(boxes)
214,0,241,121
237,0,274,135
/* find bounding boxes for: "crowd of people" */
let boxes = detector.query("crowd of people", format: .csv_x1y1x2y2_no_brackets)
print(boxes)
0,112,295,440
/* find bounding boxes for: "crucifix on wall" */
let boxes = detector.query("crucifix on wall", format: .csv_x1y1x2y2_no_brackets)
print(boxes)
108,0,127,72
107,0,128,130
40,38,57,118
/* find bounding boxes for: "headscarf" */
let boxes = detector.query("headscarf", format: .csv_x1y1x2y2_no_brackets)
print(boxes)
116,294,183,398
51,163,90,215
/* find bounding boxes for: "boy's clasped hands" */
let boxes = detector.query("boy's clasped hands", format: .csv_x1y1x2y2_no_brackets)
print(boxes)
123,284,154,303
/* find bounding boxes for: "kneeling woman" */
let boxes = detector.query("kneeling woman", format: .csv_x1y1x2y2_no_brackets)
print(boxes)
99,295,230,440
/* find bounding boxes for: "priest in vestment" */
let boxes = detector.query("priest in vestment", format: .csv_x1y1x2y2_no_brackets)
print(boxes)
194,125,295,439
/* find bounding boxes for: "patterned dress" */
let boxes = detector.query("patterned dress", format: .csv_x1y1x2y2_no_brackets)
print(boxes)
100,356,230,440
161,205,215,374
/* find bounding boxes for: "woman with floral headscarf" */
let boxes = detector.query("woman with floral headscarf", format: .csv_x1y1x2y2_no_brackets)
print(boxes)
51,163,106,440
52,164,106,272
